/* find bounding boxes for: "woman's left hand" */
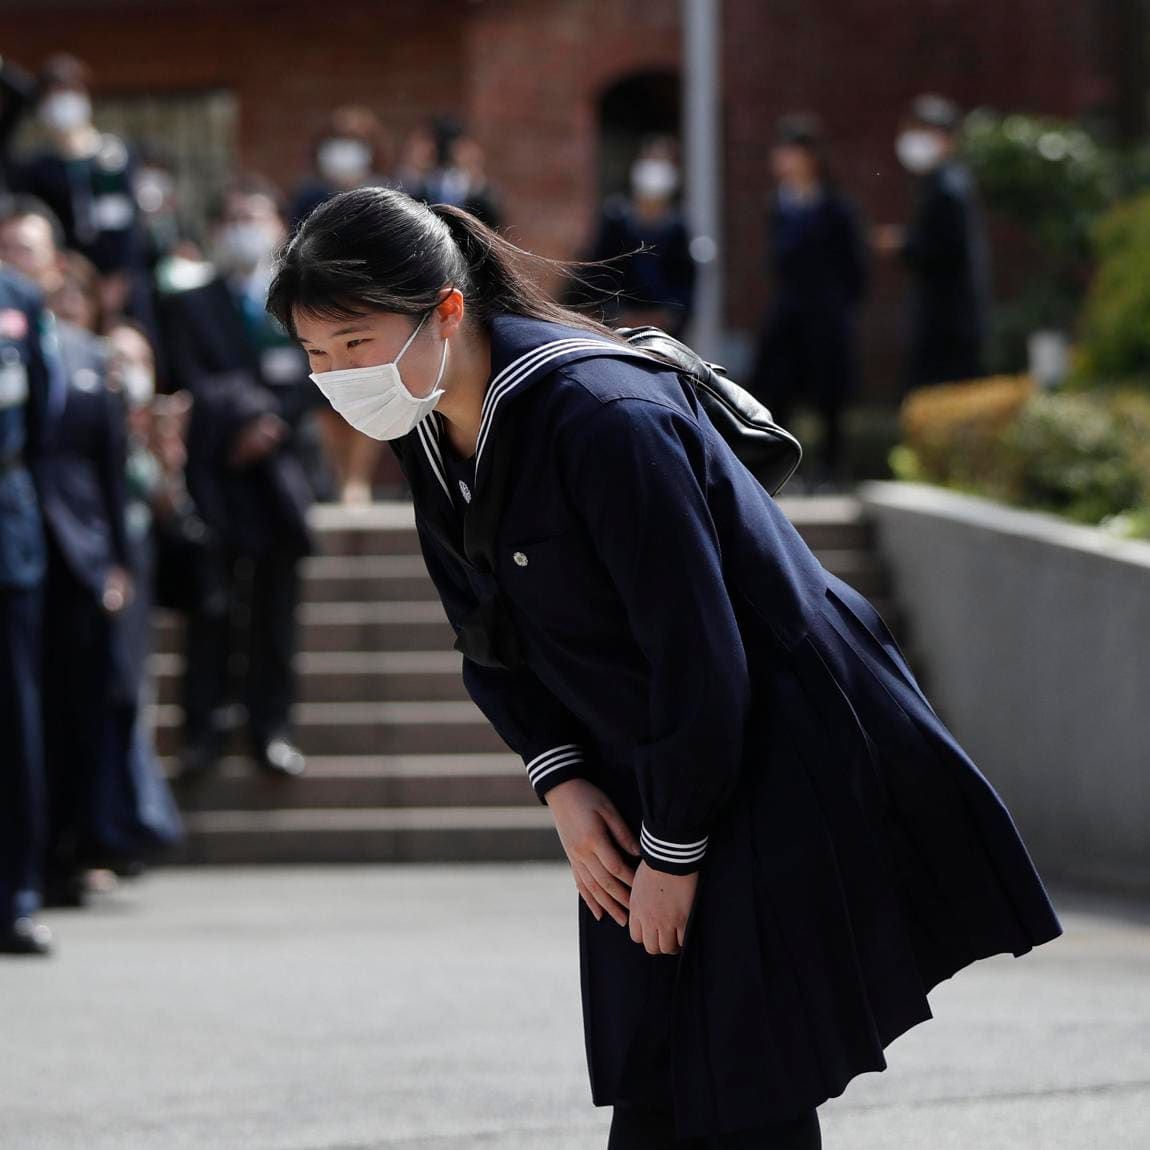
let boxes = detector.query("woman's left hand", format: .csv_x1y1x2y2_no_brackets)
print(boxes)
628,862,698,955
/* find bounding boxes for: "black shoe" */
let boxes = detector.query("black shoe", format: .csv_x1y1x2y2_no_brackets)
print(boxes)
42,871,88,909
0,917,54,956
254,736,306,778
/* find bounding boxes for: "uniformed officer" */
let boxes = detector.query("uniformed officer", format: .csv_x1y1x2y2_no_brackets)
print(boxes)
872,93,992,392
0,259,60,955
0,196,134,906
160,176,325,781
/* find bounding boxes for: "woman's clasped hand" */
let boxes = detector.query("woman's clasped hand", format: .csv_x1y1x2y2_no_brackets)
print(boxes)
544,778,699,956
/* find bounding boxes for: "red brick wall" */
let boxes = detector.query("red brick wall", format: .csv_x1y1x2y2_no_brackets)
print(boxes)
723,0,1110,396
465,0,679,277
0,0,1118,400
0,1,466,185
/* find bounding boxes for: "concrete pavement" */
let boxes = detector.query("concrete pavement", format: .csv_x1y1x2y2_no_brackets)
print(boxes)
0,865,1146,1149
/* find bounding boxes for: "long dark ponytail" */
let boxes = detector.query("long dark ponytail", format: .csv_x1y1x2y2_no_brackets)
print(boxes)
267,185,626,344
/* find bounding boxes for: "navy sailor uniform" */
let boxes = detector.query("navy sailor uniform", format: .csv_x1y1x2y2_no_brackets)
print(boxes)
386,312,1063,1139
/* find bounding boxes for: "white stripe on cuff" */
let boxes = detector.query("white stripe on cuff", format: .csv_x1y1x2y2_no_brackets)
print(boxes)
525,744,584,786
640,823,708,864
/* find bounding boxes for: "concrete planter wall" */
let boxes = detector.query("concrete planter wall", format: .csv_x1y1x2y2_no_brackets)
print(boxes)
858,480,1150,895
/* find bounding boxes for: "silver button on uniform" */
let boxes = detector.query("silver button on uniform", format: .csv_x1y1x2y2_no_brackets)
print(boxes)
513,551,529,567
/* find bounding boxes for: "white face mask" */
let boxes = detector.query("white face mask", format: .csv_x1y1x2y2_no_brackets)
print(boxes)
630,158,679,200
216,222,278,273
317,138,372,183
896,130,944,174
39,90,92,133
309,309,448,441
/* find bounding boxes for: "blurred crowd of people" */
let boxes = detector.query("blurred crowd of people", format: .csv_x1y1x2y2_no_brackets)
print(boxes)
573,98,990,492
0,53,511,956
748,93,991,490
0,48,989,958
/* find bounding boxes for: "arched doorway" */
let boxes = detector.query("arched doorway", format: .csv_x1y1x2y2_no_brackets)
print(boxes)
596,70,682,202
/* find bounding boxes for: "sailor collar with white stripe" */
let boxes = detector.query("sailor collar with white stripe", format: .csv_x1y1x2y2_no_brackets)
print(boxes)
414,312,657,505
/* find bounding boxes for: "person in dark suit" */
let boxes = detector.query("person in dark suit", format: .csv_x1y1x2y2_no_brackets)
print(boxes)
9,54,153,337
0,262,60,954
0,194,138,906
422,132,503,232
0,55,37,192
289,105,391,230
290,110,393,504
748,114,868,492
161,176,323,781
95,320,185,869
268,187,1062,1146
576,135,697,339
39,316,135,905
872,93,992,392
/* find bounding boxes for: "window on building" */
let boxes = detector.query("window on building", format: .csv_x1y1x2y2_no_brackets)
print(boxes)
12,87,238,244
93,89,238,239
597,71,681,202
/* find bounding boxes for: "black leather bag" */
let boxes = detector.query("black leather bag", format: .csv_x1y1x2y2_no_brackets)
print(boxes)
616,325,803,495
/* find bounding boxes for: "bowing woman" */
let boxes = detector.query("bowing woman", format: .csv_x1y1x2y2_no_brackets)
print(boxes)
267,187,1062,1149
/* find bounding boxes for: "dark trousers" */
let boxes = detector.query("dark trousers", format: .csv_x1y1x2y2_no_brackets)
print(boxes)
750,310,851,482
41,541,114,883
0,584,46,923
608,1102,821,1149
182,546,300,749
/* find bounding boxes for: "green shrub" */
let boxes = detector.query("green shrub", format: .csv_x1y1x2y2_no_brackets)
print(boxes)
890,376,1150,538
1003,391,1143,523
1074,194,1150,386
963,110,1120,341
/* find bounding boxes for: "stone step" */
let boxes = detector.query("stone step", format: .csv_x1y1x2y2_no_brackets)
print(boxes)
303,497,873,557
153,602,455,655
150,650,468,706
296,549,886,604
153,592,902,666
308,503,422,557
169,805,565,865
167,753,531,811
300,554,436,602
150,700,507,758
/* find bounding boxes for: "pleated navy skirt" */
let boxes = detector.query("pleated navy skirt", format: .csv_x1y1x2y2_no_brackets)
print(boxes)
578,569,1063,1141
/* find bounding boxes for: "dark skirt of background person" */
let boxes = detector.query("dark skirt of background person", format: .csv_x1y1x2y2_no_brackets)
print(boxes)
96,520,185,865
41,526,182,891
748,188,867,484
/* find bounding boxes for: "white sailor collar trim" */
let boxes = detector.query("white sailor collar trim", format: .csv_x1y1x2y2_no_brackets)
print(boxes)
415,333,656,504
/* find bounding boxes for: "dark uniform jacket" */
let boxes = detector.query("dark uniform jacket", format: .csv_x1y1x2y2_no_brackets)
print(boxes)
38,322,129,600
751,186,868,407
901,160,992,391
15,135,143,278
0,269,55,590
161,275,320,556
579,195,697,336
391,312,1063,1139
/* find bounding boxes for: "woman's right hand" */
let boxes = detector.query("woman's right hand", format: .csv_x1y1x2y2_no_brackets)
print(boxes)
544,778,641,927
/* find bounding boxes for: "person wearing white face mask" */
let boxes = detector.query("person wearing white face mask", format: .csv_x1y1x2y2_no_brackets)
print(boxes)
871,93,992,392
288,108,394,503
572,135,697,339
289,105,389,230
267,186,1061,1149
12,54,153,337
161,176,331,785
